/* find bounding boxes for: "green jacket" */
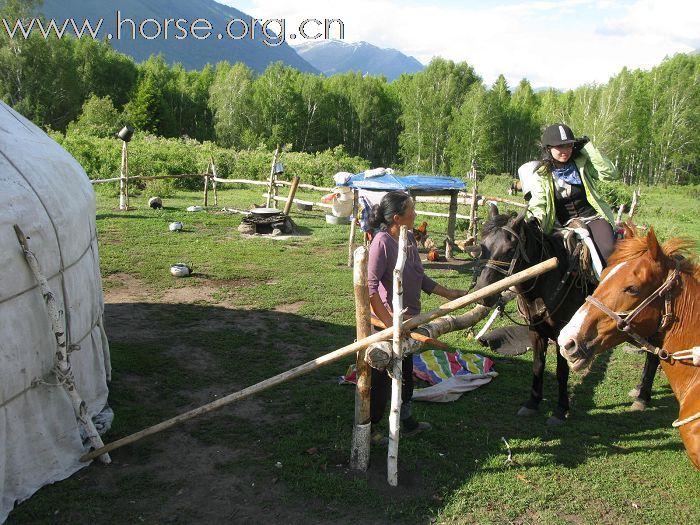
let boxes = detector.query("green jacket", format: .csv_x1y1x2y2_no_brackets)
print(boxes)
519,142,618,234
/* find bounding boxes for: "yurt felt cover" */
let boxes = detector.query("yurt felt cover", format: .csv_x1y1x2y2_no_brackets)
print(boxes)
0,101,111,522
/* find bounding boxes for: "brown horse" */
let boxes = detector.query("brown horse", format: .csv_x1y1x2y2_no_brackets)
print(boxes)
558,226,700,469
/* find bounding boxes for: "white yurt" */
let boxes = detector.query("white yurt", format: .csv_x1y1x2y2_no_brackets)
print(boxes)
0,101,111,522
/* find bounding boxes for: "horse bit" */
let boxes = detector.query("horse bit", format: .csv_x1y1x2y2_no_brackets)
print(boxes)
585,259,700,428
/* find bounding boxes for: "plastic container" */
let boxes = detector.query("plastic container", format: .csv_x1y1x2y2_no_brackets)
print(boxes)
325,214,352,225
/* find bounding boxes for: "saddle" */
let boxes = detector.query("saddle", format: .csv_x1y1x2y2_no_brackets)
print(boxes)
552,219,601,286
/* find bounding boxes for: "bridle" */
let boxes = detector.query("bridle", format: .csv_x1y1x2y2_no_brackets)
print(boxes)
585,259,700,428
585,259,682,362
478,221,579,327
482,225,531,277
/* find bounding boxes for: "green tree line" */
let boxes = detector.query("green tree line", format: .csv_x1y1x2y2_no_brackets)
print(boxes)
2,0,698,184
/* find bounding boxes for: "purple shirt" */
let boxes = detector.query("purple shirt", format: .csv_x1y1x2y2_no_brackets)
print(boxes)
367,230,438,316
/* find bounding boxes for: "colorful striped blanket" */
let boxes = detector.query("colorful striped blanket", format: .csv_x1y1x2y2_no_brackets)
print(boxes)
340,350,497,402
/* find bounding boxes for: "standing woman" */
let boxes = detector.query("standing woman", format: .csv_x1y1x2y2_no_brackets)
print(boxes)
367,191,466,442
519,123,619,264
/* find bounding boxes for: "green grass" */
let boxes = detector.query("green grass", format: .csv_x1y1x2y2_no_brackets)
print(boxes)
7,178,700,524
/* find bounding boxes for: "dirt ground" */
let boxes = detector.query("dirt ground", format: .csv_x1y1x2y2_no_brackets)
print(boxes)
62,274,430,525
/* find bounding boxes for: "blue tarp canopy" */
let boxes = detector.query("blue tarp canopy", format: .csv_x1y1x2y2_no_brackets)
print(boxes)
342,173,466,192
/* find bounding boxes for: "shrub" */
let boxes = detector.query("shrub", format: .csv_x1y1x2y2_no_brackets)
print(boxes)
53,131,370,190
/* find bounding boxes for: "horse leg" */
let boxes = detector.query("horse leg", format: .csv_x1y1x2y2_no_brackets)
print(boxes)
630,353,659,411
547,344,570,425
517,333,546,417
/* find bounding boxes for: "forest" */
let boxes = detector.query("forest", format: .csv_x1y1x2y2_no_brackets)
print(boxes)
1,0,698,185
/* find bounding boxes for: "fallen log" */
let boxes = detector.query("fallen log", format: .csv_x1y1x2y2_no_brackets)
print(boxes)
80,258,557,462
369,317,449,349
422,290,517,339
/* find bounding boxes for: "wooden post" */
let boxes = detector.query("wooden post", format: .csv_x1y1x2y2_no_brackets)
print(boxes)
211,157,219,207
350,246,372,471
119,141,129,210
468,163,479,240
446,191,458,260
282,176,301,216
388,226,408,486
616,203,625,224
203,161,210,207
628,189,640,221
80,258,558,463
265,145,280,208
347,189,359,267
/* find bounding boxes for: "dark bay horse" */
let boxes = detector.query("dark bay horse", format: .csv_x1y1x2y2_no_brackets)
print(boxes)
472,207,657,424
558,226,700,468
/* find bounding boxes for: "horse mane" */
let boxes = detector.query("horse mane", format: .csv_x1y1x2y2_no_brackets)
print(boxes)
609,232,700,280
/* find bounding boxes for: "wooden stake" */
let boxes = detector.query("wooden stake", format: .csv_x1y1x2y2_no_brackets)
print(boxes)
80,257,558,462
350,246,372,471
616,203,625,224
347,190,359,267
629,189,640,221
265,146,280,208
119,141,128,210
468,165,479,240
388,226,408,486
446,191,458,260
203,161,210,207
283,176,301,216
211,158,218,206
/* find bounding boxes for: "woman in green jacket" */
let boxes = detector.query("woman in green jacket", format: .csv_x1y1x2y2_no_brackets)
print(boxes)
518,123,618,264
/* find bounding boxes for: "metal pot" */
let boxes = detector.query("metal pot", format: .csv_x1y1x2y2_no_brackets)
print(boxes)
250,207,282,218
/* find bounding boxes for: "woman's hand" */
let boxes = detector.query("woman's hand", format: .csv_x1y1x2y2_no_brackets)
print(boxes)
433,284,468,301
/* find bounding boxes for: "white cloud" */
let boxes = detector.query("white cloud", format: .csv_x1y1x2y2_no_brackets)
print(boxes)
216,0,699,90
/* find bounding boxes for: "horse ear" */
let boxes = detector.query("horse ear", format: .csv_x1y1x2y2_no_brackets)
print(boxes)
488,202,499,219
511,209,527,229
646,227,662,260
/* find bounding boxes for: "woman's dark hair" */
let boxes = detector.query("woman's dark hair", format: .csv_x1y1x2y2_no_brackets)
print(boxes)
368,191,412,229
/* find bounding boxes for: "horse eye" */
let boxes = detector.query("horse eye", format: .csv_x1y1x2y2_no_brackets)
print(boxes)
624,285,639,296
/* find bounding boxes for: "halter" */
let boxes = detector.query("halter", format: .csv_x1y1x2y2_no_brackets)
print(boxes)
585,259,700,428
482,225,531,277
585,259,682,362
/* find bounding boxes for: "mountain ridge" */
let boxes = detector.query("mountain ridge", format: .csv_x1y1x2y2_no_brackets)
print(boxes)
294,39,424,81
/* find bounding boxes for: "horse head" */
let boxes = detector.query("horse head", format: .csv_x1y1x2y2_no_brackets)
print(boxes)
558,227,680,371
473,204,531,307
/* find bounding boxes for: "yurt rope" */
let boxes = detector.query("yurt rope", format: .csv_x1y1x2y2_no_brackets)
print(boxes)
0,230,98,308
13,224,111,464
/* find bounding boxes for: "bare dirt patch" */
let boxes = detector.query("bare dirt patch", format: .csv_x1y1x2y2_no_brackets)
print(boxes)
274,301,305,314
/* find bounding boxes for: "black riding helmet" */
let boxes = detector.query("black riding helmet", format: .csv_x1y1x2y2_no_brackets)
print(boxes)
542,123,577,147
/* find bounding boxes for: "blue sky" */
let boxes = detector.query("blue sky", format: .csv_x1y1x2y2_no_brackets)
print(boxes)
217,1,699,90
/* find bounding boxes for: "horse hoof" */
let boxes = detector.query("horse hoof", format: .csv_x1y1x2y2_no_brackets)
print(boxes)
546,415,566,426
630,399,648,411
628,387,641,398
517,406,538,417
